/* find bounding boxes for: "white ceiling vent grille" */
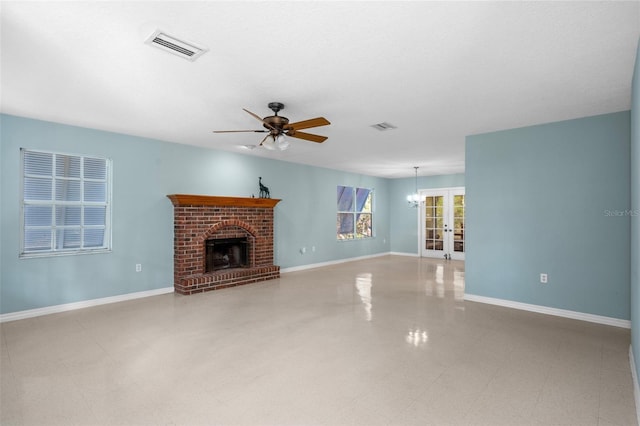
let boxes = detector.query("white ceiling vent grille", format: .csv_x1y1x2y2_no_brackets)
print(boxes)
145,30,208,62
371,122,398,131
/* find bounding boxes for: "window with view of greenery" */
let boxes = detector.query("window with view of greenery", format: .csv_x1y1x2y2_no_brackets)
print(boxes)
337,185,373,240
21,149,112,257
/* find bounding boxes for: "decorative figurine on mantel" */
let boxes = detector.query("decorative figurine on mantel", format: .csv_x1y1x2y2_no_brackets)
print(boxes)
258,177,271,199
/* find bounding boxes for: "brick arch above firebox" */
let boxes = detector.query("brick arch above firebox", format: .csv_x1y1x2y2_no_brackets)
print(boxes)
199,219,258,244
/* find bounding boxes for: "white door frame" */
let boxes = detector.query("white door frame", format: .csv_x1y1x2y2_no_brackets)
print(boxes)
416,187,465,260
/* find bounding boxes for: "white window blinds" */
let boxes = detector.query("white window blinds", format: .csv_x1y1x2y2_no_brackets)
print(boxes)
21,149,111,256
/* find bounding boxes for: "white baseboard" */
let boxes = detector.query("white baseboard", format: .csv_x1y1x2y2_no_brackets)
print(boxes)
464,293,631,329
0,287,174,323
389,251,419,257
280,252,392,273
630,345,640,426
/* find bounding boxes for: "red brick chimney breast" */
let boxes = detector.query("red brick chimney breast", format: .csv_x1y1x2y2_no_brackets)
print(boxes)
167,195,281,295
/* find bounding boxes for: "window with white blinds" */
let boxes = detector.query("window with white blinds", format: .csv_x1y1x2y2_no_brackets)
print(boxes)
21,149,112,257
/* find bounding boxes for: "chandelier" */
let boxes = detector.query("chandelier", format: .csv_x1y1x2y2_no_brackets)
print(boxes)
407,166,420,207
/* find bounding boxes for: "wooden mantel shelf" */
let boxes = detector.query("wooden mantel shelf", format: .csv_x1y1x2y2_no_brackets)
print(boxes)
167,194,281,208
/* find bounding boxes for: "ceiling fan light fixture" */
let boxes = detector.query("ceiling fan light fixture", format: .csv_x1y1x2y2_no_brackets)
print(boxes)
261,134,289,151
275,134,289,151
261,137,277,151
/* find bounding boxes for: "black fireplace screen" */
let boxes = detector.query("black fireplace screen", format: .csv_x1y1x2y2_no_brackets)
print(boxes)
205,237,249,272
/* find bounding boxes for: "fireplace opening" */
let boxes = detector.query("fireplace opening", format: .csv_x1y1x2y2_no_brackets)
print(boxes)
205,237,249,272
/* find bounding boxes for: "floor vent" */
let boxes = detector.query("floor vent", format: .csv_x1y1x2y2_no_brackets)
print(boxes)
145,30,208,62
371,122,397,131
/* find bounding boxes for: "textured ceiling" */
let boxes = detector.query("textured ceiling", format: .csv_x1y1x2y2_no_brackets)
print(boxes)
2,1,639,178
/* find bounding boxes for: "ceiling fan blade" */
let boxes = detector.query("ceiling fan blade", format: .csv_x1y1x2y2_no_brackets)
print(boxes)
213,130,268,133
287,117,330,131
243,108,277,131
287,130,327,143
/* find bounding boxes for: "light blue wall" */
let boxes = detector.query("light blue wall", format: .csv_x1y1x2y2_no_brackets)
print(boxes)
465,112,631,320
3,108,633,321
389,173,465,254
0,114,390,314
631,38,640,385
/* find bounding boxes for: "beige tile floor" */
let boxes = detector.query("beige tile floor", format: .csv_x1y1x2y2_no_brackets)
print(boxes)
0,255,635,426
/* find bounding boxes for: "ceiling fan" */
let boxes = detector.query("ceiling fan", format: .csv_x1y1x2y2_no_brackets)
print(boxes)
213,102,330,151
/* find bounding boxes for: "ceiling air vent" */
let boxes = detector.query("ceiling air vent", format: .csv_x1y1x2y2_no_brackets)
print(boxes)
145,30,208,62
371,122,397,131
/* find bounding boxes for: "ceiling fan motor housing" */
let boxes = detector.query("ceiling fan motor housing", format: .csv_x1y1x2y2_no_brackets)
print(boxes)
264,102,289,134
263,115,290,133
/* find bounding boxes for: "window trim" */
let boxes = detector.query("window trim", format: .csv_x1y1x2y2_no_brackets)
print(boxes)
20,148,113,258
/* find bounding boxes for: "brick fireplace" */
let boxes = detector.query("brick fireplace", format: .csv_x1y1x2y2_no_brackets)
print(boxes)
167,194,281,295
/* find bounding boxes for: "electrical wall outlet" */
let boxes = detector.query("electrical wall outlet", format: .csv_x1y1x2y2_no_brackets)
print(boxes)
540,273,548,284
136,264,142,272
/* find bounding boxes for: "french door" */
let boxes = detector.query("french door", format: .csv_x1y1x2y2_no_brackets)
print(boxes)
419,187,465,260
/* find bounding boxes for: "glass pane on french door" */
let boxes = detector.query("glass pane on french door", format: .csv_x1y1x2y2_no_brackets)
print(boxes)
424,195,445,253
452,194,465,254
